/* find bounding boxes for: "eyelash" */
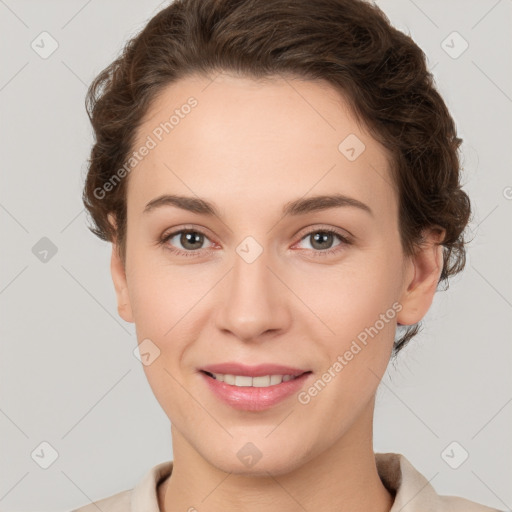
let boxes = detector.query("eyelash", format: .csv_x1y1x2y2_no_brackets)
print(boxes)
157,226,352,259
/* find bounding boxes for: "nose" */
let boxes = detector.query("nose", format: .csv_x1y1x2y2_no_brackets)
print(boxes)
214,245,291,343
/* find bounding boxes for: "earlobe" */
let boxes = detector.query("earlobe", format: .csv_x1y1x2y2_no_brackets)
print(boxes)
397,228,445,327
108,214,134,324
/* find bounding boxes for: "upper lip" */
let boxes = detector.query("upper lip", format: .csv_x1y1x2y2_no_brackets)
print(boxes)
200,362,310,377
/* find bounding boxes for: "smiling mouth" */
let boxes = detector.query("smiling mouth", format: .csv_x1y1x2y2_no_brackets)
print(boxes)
201,370,311,388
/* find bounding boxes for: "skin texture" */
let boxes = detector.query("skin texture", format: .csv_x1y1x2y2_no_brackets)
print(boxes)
109,72,445,512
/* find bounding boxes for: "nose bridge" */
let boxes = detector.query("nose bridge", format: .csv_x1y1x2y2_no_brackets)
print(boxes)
216,240,288,340
231,243,270,297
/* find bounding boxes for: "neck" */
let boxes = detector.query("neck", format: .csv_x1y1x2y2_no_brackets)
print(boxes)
159,402,394,512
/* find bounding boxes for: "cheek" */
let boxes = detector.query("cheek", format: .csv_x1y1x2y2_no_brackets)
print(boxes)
290,250,400,335
127,262,199,416
293,253,399,397
126,253,209,335
126,257,217,391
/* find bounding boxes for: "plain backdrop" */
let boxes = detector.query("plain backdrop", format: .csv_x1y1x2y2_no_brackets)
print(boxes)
0,0,511,511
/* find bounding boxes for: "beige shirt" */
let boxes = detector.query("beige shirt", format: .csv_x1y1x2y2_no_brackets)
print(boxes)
71,452,502,512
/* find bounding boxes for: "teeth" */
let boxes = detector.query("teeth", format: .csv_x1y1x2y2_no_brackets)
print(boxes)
209,373,298,387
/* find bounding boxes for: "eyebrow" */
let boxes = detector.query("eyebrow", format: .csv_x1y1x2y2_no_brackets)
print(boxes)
143,193,373,218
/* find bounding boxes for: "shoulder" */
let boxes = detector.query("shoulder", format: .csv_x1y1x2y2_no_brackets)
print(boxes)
71,489,131,512
69,460,173,512
375,452,502,512
437,494,504,512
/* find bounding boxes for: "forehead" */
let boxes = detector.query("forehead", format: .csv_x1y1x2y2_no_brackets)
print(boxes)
128,73,397,223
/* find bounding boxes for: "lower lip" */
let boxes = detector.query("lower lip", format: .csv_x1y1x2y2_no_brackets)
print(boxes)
200,371,312,412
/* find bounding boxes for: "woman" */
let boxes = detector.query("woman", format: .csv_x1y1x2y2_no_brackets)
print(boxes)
73,0,501,510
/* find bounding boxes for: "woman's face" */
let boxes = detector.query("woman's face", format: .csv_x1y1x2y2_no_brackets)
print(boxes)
110,72,440,475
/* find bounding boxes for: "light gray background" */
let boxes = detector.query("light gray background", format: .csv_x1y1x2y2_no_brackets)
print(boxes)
1,0,511,510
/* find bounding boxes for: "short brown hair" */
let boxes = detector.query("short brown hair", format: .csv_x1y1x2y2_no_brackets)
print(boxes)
83,0,471,356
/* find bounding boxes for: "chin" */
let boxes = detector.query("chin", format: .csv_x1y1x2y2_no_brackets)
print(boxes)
202,439,311,477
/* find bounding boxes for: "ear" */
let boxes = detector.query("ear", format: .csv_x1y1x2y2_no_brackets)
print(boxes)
108,213,134,323
397,227,445,326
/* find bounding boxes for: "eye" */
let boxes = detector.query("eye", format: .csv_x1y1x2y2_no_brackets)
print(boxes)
159,228,215,257
158,226,351,258
294,227,351,257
